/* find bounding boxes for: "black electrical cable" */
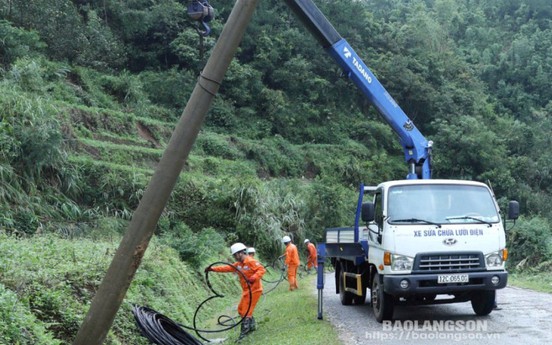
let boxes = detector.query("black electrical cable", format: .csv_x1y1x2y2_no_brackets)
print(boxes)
260,256,287,294
189,261,252,342
132,261,252,344
133,305,203,345
262,256,285,282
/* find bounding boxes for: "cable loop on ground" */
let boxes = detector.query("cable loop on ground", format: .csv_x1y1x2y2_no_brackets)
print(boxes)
133,261,252,344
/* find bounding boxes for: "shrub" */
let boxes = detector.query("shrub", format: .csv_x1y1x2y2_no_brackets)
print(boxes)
138,68,195,114
508,216,552,269
0,284,61,345
234,179,307,259
159,225,227,268
0,20,45,66
169,177,238,233
0,86,66,180
195,131,243,160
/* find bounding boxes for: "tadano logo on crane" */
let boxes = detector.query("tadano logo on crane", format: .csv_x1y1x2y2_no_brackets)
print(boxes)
343,47,372,84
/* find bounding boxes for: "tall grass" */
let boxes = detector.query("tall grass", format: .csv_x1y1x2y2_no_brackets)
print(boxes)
0,233,243,344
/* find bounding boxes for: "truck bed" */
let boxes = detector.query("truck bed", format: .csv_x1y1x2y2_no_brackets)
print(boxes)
325,227,356,243
324,227,366,258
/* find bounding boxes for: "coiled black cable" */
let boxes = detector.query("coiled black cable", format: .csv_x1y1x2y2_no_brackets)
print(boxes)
133,305,203,345
133,261,252,344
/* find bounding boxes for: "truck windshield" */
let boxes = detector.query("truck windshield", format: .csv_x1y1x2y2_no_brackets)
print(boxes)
386,184,500,225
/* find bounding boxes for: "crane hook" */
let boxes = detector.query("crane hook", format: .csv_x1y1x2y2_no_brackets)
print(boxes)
187,0,215,36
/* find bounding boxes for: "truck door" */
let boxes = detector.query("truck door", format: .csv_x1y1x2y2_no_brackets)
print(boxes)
374,192,384,243
368,190,385,266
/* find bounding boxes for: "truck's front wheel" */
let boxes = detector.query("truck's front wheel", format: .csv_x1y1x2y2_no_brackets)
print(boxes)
471,290,496,316
372,273,394,322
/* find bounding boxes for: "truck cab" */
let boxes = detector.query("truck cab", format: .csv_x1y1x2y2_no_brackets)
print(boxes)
348,179,518,321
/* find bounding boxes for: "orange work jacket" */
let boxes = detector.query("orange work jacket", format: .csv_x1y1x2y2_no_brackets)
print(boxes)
211,255,266,293
284,243,300,267
307,242,317,261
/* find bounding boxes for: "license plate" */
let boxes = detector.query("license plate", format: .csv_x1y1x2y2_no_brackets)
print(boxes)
437,274,469,284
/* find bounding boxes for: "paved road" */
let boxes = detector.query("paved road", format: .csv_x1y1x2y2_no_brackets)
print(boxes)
314,273,552,345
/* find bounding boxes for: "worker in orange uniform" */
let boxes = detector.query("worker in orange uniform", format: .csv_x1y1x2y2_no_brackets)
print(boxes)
205,242,266,340
246,247,256,257
282,235,300,291
304,239,318,273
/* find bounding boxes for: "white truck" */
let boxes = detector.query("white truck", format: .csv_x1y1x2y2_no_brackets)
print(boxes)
322,179,519,322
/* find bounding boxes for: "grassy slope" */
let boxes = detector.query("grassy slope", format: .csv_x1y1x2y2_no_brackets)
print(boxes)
0,234,242,344
224,274,342,345
508,272,552,294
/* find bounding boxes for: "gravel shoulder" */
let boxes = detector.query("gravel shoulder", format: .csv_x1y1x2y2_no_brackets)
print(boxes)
312,272,552,345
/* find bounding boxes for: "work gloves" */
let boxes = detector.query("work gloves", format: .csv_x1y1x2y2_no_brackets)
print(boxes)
204,267,213,273
247,276,256,284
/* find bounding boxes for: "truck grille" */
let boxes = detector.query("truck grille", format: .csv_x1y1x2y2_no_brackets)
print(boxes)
414,252,484,273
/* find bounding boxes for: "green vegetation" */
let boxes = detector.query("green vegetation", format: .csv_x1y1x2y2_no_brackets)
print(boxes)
508,272,552,294
0,232,340,344
235,275,341,345
0,233,243,344
1,0,552,342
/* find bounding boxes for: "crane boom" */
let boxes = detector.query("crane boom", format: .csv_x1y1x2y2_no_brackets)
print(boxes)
283,0,432,179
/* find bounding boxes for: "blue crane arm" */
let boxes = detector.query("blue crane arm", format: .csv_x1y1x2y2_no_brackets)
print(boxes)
283,0,432,179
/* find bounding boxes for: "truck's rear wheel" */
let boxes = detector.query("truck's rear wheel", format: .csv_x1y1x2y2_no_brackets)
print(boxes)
372,273,394,322
471,290,495,316
339,271,354,305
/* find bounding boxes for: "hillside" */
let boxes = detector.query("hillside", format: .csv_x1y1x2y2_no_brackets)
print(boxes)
0,234,244,344
1,0,552,342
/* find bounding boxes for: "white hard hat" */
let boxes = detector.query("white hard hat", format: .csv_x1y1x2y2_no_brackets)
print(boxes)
282,235,291,243
246,247,256,254
230,242,247,255
304,239,310,244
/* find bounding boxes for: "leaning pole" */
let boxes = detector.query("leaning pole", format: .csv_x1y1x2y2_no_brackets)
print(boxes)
72,1,260,344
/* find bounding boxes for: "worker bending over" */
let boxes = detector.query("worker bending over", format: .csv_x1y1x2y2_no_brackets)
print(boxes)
205,242,266,340
304,239,318,273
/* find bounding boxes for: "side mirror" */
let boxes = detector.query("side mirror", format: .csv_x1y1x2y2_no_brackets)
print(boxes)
361,202,375,222
507,200,519,220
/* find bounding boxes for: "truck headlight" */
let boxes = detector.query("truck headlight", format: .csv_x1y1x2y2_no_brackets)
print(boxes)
485,251,503,268
391,254,414,271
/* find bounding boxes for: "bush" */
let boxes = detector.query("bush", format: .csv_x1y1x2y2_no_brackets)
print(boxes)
138,68,195,114
0,85,66,180
169,177,238,233
159,225,227,268
0,284,61,345
242,136,303,178
0,20,45,66
508,216,552,269
195,132,243,160
234,179,307,259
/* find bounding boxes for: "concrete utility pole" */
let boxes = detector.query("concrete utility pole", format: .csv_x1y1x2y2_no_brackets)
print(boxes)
72,1,260,344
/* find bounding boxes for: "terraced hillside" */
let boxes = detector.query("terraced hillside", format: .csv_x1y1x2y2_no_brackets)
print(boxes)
61,100,392,186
